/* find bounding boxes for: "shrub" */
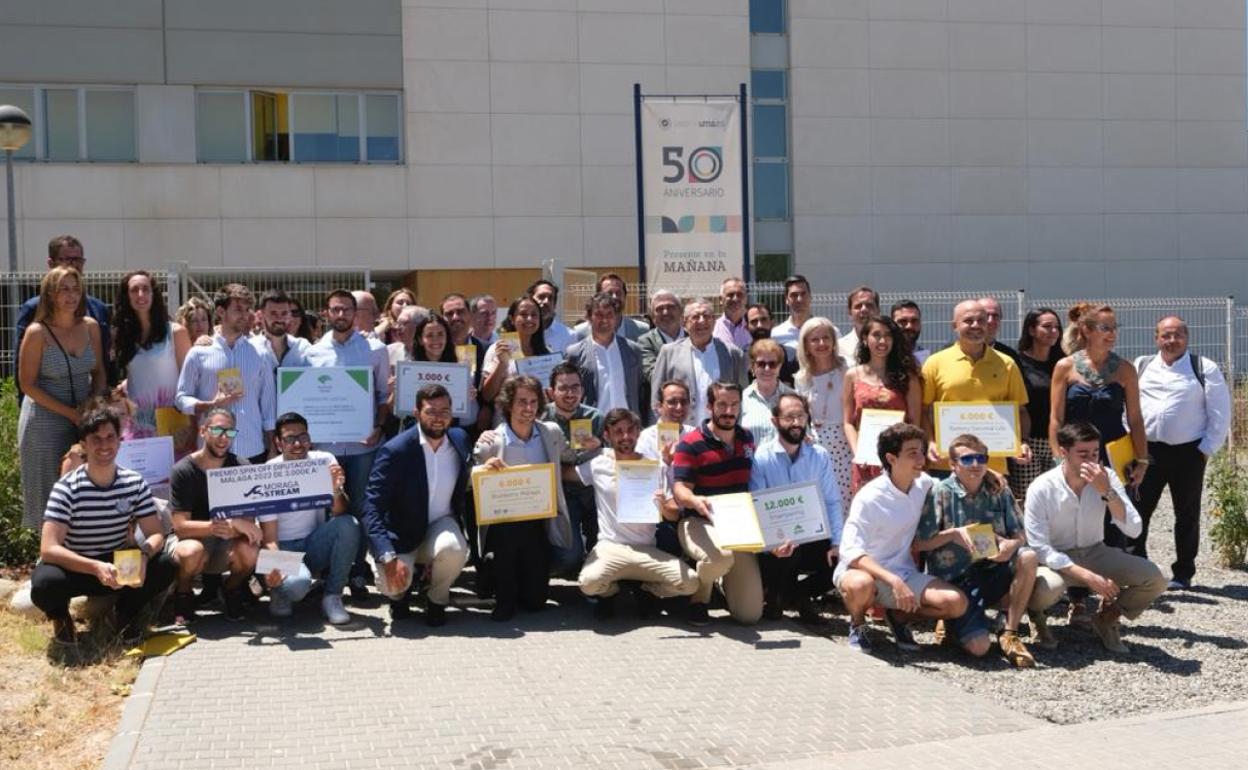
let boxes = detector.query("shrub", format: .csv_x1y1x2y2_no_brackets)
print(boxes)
1208,450,1248,569
0,378,39,567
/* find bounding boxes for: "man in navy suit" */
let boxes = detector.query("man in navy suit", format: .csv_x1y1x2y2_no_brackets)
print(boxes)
363,383,471,626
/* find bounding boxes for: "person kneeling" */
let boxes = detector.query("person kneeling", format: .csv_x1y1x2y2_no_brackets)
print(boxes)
572,408,697,619
915,434,1046,668
834,423,967,652
259,412,360,625
31,408,177,654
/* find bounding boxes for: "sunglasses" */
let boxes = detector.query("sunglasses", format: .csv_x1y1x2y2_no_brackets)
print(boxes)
206,426,239,439
955,453,989,467
753,359,780,369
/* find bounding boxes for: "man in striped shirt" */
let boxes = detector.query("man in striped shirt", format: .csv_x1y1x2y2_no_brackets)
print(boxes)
30,408,177,653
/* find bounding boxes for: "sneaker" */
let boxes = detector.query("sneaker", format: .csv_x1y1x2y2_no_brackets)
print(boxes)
173,592,198,624
687,602,711,627
1067,598,1092,628
198,574,223,607
491,603,516,623
884,610,919,652
999,630,1035,668
52,617,78,646
1029,611,1058,650
48,619,82,666
592,595,616,621
222,588,247,623
424,600,447,627
321,594,350,625
118,620,146,648
389,599,412,622
797,599,827,627
269,590,293,619
634,589,660,619
348,574,370,600
847,624,873,652
1091,611,1130,654
762,602,785,621
1167,578,1191,591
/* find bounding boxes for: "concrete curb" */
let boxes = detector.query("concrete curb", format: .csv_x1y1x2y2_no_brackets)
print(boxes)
100,656,166,770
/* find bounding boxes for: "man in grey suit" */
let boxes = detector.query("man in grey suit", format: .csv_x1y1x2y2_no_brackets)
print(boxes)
573,272,649,342
566,293,649,424
636,289,684,384
650,298,748,427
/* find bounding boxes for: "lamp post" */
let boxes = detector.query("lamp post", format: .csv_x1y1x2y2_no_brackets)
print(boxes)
0,105,32,367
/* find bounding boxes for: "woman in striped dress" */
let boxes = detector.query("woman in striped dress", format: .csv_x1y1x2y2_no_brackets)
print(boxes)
17,267,108,528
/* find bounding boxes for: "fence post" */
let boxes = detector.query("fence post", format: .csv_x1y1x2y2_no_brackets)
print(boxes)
1227,296,1235,451
165,263,181,312
1016,288,1025,338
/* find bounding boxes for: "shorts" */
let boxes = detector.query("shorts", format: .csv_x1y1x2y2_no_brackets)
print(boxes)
198,535,234,575
835,568,934,609
946,560,1015,644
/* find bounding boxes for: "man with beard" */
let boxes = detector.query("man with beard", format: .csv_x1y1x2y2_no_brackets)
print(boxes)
169,408,261,623
363,384,471,626
529,279,576,353
250,289,308,375
713,277,751,351
838,286,881,361
890,300,930,364
745,304,797,386
749,392,843,624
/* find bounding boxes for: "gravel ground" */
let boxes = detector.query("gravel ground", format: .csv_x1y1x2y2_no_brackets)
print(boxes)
864,495,1248,725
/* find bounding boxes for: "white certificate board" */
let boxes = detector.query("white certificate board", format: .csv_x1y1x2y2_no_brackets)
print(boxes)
752,481,829,549
207,456,335,519
278,367,374,443
615,460,661,524
394,361,471,417
515,353,566,387
852,409,906,466
116,435,175,493
256,549,305,578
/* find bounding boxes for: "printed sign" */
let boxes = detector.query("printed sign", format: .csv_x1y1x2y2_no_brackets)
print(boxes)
207,456,335,519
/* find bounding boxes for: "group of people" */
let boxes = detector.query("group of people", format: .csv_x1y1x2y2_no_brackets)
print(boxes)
14,234,1232,668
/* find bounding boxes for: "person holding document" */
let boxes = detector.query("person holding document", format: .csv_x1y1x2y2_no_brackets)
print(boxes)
671,381,764,627
749,392,843,625
572,409,697,619
258,412,358,625
542,362,604,573
363,384,472,627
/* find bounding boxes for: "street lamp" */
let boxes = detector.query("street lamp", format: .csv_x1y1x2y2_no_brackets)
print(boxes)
0,104,32,274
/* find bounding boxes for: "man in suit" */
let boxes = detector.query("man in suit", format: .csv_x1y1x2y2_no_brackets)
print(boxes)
636,289,684,384
574,272,650,342
363,383,471,627
650,298,748,427
566,293,648,424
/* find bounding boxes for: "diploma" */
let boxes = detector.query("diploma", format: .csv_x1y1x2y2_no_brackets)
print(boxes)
852,409,906,466
499,331,524,360
217,367,244,397
116,436,176,492
569,419,595,450
256,549,306,578
155,407,196,457
705,492,765,552
932,402,1021,457
207,456,335,519
515,353,565,386
394,361,471,417
278,367,375,443
455,344,478,377
615,460,661,524
751,481,829,549
472,463,558,525
657,422,682,449
966,523,999,561
114,549,144,587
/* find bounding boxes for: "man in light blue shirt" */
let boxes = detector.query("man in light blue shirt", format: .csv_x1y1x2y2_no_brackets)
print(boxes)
749,392,843,624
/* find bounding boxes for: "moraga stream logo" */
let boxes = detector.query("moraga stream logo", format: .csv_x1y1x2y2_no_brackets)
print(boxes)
243,481,301,499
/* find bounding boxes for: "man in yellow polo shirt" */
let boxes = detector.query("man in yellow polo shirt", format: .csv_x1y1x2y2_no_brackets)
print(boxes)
922,300,1031,475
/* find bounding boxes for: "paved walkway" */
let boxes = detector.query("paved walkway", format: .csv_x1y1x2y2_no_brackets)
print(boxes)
101,586,1245,770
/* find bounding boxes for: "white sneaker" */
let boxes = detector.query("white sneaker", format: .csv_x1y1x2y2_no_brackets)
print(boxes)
269,590,293,618
322,594,350,625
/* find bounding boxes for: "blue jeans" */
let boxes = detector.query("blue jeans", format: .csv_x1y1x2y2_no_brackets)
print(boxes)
550,484,594,575
336,450,377,576
273,514,361,601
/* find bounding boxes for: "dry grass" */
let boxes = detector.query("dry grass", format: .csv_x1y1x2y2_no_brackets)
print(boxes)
0,610,139,770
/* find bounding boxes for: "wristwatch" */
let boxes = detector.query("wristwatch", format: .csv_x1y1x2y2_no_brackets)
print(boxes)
1100,489,1118,503
379,551,397,565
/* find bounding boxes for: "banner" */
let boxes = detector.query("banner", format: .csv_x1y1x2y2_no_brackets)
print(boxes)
207,456,335,519
639,96,745,294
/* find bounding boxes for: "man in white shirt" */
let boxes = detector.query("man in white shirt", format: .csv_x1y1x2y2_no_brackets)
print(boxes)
770,275,812,353
834,423,968,652
573,408,697,619
530,279,577,353
259,412,358,625
1025,422,1167,653
890,300,930,365
838,286,880,361
565,293,646,420
1130,316,1231,590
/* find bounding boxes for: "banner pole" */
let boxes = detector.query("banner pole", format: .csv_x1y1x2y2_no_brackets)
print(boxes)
633,83,647,286
739,82,751,282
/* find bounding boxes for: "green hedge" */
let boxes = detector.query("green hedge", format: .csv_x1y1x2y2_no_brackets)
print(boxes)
0,379,39,567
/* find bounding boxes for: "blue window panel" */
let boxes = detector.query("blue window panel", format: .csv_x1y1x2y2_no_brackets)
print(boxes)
753,104,787,158
751,70,786,101
753,161,789,220
749,0,784,34
366,137,400,161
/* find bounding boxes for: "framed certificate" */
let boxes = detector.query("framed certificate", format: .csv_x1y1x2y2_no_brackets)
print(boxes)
705,492,765,552
932,402,1021,458
751,481,829,549
615,460,661,524
472,463,558,525
278,367,375,443
394,361,471,417
852,409,906,466
116,436,175,491
207,455,335,519
515,353,565,386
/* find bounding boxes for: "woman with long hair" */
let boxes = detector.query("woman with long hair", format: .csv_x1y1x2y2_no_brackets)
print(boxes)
412,313,480,429
288,297,321,342
17,267,108,528
175,296,212,342
794,317,853,510
112,270,191,439
375,288,417,345
480,295,549,404
841,315,921,492
1008,307,1063,500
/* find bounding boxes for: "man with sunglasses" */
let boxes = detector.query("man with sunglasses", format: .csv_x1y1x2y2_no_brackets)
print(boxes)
914,434,1042,667
257,412,358,625
169,408,261,623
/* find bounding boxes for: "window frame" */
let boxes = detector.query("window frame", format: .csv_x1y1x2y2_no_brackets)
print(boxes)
0,83,137,163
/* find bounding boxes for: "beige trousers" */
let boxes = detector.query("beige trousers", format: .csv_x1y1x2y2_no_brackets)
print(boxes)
578,540,698,599
1032,543,1167,620
375,517,469,605
678,516,764,624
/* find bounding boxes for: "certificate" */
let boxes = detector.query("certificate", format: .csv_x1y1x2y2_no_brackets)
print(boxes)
967,523,999,561
394,361,471,417
155,407,196,457
278,367,374,443
472,463,557,525
615,460,661,524
257,549,306,578
114,549,143,587
455,344,478,377
217,367,244,397
657,422,682,448
569,419,595,450
207,456,335,519
499,331,524,360
751,481,829,549
932,402,1020,458
852,409,906,466
116,436,175,492
705,492,765,552
515,353,565,386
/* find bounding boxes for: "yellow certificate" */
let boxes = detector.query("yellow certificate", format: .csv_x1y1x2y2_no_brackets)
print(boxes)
499,331,524,360
115,549,144,587
966,523,999,561
455,344,478,377
932,402,1020,458
217,367,244,397
569,419,595,450
705,492,765,552
657,421,682,448
472,463,557,525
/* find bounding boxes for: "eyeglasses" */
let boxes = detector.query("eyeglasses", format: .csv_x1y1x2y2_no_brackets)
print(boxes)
206,426,239,439
753,359,780,370
662,398,689,407
279,432,311,445
554,384,583,393
955,453,989,467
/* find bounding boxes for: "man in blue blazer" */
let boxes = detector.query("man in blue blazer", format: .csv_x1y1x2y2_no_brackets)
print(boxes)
363,383,471,627
565,292,649,424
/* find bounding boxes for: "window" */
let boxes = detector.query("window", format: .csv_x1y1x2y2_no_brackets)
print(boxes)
0,85,135,162
755,253,792,283
43,89,79,161
753,104,787,158
751,68,789,221
749,0,785,34
195,89,401,164
751,70,785,101
753,162,789,220
85,90,136,162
